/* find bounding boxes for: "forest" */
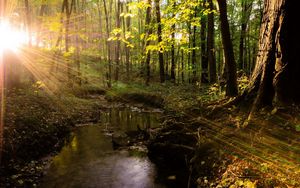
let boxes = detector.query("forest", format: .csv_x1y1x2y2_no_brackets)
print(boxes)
0,0,299,187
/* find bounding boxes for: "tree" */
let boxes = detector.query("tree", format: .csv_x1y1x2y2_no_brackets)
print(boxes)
0,0,6,165
191,12,197,83
247,0,300,111
154,0,165,83
65,0,75,82
24,0,32,46
217,0,238,96
114,0,121,81
200,1,208,84
207,0,216,83
238,0,253,70
124,1,131,82
103,0,112,87
170,1,176,82
144,0,153,85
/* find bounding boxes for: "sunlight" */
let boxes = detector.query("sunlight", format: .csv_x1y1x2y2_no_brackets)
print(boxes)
0,20,27,52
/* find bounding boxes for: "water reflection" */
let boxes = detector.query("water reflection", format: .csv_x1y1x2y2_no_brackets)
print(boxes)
40,108,165,188
100,107,160,131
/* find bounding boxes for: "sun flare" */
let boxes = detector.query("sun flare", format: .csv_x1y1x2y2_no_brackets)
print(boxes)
0,20,27,52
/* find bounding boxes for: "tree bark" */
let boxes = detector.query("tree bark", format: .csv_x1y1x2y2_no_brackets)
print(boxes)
200,1,208,84
114,0,121,81
74,0,81,85
191,23,197,83
154,0,165,83
238,0,252,70
170,2,176,82
207,0,216,83
65,0,75,82
103,0,112,87
0,0,6,165
248,0,300,110
144,0,153,86
181,49,185,83
36,3,47,46
24,0,32,46
217,0,238,96
125,1,131,82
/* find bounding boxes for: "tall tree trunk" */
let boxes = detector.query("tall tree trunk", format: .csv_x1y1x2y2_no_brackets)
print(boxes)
191,24,197,83
170,2,176,82
170,40,175,82
144,0,153,85
103,0,112,87
181,49,184,83
125,1,131,82
74,0,81,85
65,0,75,82
165,52,169,78
24,0,32,46
207,0,216,83
36,3,47,46
217,0,238,96
238,0,252,70
97,0,103,56
50,0,67,74
248,0,300,110
65,0,73,52
191,9,198,83
200,2,208,83
0,0,7,166
114,0,121,81
154,0,165,83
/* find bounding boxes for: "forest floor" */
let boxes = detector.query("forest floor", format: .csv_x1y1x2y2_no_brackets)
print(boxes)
0,81,299,187
109,83,300,187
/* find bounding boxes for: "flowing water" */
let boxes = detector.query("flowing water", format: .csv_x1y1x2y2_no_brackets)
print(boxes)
40,107,186,188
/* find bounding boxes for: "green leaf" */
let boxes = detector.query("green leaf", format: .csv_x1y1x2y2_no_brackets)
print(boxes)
296,124,300,132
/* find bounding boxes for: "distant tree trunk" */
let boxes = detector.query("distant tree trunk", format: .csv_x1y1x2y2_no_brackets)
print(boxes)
36,3,47,46
247,0,300,110
181,49,185,83
170,2,176,82
165,52,169,78
65,0,75,82
24,0,32,46
154,0,165,83
125,2,131,81
96,0,103,54
170,41,175,82
144,0,153,85
65,0,73,52
138,0,145,74
191,23,197,83
238,0,252,70
188,24,192,83
200,2,208,83
50,0,67,74
103,0,112,87
217,0,238,96
114,0,121,81
0,0,6,165
207,0,216,83
74,0,81,85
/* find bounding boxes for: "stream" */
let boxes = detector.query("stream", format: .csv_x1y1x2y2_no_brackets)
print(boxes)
39,107,187,188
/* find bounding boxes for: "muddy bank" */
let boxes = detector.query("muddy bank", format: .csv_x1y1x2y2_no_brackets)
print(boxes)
0,89,105,187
